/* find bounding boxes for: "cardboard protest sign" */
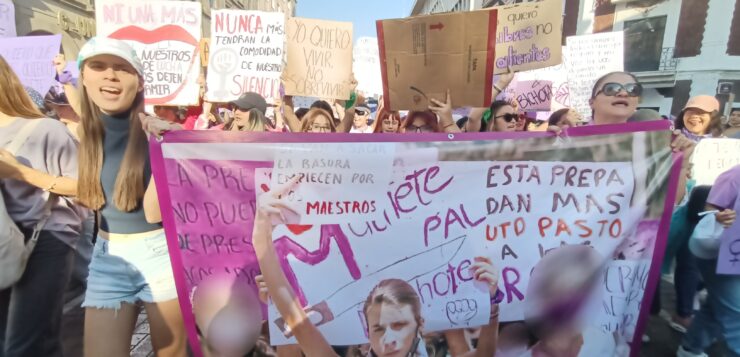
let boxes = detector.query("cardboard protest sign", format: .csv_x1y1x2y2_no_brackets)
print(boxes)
151,120,679,357
0,0,15,38
95,0,202,105
377,10,497,111
0,35,61,95
515,47,570,110
566,31,624,119
283,17,353,100
690,138,740,186
206,10,284,103
492,0,563,74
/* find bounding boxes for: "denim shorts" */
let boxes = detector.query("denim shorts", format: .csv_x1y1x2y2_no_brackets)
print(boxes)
82,229,178,309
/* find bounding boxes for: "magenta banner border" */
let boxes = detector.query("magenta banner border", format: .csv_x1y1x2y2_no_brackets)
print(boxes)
150,119,678,356
149,139,204,357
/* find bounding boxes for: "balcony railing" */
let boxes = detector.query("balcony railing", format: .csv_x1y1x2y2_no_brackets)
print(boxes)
659,47,679,72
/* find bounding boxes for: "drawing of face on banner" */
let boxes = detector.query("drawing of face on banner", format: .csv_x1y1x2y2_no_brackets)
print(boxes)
362,279,428,357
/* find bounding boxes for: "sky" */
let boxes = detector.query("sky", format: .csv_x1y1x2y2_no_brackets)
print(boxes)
296,0,414,40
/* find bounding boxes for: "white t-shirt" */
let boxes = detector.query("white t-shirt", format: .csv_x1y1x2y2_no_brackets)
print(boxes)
350,125,373,134
518,327,617,357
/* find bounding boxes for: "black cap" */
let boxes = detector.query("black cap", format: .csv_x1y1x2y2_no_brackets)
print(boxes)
230,92,267,115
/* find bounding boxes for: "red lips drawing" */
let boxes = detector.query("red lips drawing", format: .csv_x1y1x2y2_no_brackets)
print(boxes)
109,24,199,105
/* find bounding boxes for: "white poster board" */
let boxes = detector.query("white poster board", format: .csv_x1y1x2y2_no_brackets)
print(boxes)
95,0,202,106
566,32,624,120
206,10,284,103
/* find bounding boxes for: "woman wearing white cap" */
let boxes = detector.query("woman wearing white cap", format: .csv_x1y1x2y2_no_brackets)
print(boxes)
74,37,185,356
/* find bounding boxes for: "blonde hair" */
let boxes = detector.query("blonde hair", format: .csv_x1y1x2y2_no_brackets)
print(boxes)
76,62,148,211
0,55,45,119
300,108,336,133
224,108,266,132
363,279,423,328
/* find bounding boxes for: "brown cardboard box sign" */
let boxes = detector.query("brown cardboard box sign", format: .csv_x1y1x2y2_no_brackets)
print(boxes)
377,9,498,111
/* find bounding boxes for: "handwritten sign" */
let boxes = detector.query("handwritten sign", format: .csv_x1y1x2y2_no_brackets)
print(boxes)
516,48,570,111
377,9,497,111
271,142,395,224
690,138,740,186
151,123,678,356
512,80,553,111
353,37,383,98
96,0,202,106
566,31,624,119
0,35,61,96
0,0,15,38
492,0,563,74
283,17,352,100
206,10,284,103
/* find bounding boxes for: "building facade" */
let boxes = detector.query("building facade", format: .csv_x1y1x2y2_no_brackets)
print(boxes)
12,0,296,60
409,0,740,115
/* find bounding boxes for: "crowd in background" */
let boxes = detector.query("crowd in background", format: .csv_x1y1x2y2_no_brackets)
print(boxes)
0,34,739,357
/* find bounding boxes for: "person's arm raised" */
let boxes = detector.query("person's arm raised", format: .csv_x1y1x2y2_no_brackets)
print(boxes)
459,256,500,357
335,75,359,133
251,179,339,357
430,90,460,133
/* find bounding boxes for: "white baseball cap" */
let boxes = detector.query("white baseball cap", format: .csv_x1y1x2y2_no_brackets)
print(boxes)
77,37,144,76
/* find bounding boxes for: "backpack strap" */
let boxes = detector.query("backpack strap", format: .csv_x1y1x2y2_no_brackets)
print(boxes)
6,118,43,155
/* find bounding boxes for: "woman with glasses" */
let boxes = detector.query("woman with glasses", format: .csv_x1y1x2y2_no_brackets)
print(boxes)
588,72,643,125
400,110,440,133
483,100,519,132
301,108,336,133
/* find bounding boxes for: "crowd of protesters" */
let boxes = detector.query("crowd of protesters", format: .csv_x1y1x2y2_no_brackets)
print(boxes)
0,32,739,357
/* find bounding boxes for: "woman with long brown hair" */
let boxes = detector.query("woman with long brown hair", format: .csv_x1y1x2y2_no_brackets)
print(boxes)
74,37,185,356
0,54,83,356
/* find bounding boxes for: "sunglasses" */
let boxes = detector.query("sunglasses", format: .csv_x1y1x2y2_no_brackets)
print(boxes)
596,82,642,97
495,113,518,123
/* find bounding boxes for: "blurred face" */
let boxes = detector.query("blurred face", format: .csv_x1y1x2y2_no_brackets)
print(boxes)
367,303,418,357
589,73,641,124
381,116,400,133
490,105,517,132
683,108,712,135
82,54,143,115
308,114,332,133
729,110,740,127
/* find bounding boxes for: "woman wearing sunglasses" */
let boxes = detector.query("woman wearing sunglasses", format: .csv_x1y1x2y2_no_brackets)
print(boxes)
589,72,643,125
400,110,440,133
484,100,518,132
